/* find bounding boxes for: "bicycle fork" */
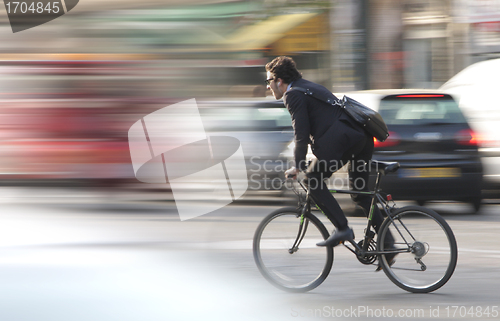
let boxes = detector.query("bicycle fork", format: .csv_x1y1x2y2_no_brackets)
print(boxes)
289,192,312,254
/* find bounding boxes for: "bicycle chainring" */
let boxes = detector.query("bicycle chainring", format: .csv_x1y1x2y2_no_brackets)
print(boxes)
356,239,377,265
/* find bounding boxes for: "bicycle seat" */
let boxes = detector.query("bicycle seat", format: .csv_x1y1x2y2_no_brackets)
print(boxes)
371,160,400,175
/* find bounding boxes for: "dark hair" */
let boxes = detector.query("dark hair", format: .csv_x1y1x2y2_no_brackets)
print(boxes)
265,56,302,84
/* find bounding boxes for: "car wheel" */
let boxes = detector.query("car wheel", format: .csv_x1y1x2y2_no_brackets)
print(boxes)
471,198,482,213
416,200,426,206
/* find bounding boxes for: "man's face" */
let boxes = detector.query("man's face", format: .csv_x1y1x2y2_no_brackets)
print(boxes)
266,71,282,100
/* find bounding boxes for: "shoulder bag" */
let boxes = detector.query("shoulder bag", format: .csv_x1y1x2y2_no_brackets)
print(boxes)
290,86,389,142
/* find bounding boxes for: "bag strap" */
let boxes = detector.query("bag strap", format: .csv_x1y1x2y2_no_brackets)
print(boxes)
290,86,343,107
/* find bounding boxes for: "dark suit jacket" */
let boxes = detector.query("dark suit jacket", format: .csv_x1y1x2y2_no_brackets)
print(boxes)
283,78,366,171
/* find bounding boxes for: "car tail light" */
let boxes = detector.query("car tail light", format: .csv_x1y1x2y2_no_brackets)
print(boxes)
455,129,480,146
374,131,400,148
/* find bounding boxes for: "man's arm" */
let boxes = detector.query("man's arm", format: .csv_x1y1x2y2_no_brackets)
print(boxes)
284,91,310,171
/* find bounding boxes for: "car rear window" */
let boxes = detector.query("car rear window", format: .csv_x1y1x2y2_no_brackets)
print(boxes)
379,96,467,125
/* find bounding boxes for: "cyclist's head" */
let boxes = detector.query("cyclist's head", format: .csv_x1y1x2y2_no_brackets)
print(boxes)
265,56,302,84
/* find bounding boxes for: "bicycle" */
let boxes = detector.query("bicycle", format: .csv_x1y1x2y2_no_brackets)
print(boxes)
253,160,458,293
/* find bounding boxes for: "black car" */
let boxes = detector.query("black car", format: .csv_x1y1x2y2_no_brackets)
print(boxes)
345,90,483,212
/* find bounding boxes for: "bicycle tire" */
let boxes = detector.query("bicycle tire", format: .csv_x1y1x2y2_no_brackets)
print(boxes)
253,207,334,292
377,206,458,293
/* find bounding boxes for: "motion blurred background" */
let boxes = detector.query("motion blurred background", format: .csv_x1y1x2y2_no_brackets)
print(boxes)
2,3,500,320
0,0,499,199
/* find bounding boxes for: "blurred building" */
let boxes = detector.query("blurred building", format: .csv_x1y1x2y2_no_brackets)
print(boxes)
2,0,500,93
453,0,500,64
367,0,500,89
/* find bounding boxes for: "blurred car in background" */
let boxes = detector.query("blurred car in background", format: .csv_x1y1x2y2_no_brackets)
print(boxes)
343,90,483,212
0,56,169,188
198,98,293,192
440,58,500,192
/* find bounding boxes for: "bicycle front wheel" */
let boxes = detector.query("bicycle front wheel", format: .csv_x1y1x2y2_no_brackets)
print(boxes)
378,206,458,293
253,207,333,292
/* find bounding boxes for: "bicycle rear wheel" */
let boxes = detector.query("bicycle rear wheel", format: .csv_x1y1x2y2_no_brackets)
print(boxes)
377,206,458,293
253,207,333,292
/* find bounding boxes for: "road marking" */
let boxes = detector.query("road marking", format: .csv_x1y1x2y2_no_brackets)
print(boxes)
458,248,500,254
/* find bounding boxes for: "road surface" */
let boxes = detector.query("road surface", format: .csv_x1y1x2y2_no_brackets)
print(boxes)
0,187,498,321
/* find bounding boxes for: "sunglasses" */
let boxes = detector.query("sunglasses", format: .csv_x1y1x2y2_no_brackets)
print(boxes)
265,78,274,85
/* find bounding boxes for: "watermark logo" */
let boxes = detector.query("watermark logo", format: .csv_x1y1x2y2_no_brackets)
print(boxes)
3,0,79,33
128,99,248,221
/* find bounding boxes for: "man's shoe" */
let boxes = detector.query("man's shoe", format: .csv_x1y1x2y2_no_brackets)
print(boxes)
375,251,398,272
316,227,354,247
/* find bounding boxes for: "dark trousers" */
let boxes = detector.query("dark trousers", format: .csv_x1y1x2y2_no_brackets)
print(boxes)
306,134,394,244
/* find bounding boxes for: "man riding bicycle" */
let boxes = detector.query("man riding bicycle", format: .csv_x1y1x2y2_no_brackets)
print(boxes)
265,56,395,261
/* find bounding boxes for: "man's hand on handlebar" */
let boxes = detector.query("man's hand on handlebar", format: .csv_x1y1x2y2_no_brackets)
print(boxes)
285,167,298,180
